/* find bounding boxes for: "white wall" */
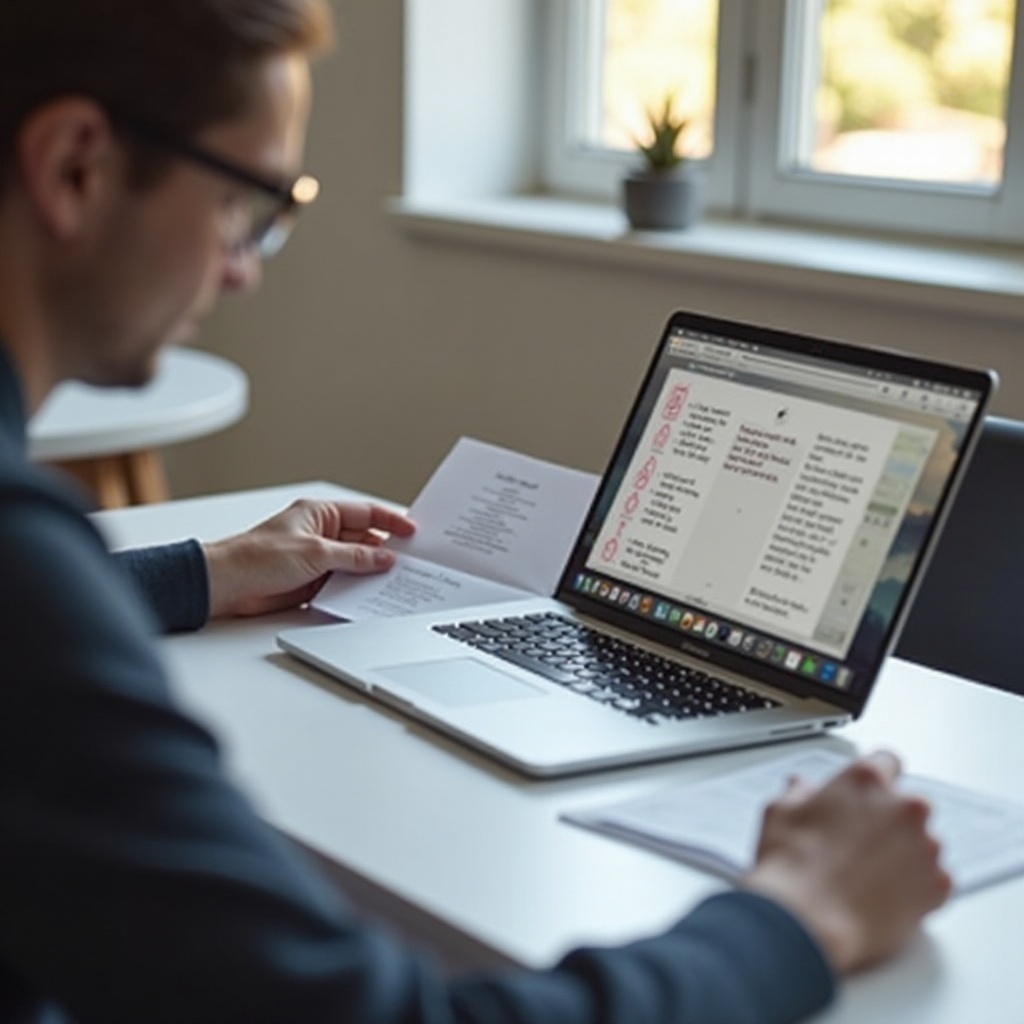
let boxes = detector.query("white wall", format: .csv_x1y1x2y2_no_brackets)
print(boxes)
166,0,1024,508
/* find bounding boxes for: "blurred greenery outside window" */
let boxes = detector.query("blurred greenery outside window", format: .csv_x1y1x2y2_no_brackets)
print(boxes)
548,0,1023,242
591,0,720,162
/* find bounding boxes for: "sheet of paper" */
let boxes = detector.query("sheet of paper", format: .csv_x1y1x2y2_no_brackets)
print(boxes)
313,437,600,620
564,748,1024,895
312,552,530,620
394,437,600,592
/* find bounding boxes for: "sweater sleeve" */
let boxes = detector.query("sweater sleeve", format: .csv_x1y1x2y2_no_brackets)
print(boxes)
113,539,210,632
450,891,835,1024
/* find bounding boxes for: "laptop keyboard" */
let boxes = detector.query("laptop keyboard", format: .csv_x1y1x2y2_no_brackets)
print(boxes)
432,612,779,725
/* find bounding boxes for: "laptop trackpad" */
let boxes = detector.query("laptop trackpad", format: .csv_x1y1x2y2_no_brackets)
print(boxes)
378,658,546,708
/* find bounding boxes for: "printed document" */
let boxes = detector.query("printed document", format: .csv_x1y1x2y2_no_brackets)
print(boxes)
313,437,599,620
564,748,1024,895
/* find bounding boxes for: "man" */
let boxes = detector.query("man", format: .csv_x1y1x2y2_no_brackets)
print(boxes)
0,2,950,1023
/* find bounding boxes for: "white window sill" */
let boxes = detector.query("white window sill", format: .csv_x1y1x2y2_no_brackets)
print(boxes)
389,194,1024,323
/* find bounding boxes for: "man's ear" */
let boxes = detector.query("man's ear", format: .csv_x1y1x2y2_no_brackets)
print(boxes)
15,98,120,241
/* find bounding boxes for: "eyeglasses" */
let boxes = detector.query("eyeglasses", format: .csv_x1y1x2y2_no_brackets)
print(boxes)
111,114,320,259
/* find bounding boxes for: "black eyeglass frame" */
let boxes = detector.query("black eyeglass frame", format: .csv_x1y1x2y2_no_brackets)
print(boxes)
110,113,319,257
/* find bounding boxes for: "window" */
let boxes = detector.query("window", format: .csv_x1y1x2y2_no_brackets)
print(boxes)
545,0,1024,242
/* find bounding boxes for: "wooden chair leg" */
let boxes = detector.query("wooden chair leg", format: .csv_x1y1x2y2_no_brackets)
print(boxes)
47,450,169,509
91,456,135,509
49,456,130,508
126,450,170,505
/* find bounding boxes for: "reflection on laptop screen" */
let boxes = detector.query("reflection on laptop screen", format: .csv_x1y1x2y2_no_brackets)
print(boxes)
561,318,987,702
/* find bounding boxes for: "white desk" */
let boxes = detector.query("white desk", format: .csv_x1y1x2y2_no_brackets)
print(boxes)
94,482,1024,1023
29,347,248,508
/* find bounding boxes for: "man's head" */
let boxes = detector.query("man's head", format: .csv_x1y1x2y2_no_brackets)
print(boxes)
0,0,334,190
0,0,332,405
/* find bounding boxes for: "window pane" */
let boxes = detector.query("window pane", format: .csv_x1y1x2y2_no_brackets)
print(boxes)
798,0,1016,187
590,0,719,160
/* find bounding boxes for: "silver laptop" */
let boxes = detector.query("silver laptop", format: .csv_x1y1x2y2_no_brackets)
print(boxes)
278,311,996,777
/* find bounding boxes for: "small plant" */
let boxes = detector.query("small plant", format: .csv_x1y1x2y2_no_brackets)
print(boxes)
623,92,703,229
636,94,688,171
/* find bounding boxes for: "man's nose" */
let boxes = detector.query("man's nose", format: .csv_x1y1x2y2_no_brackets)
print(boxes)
222,245,263,294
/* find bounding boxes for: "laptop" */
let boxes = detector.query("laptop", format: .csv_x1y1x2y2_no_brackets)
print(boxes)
278,310,996,777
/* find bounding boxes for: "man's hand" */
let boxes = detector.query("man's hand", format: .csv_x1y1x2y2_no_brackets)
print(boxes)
202,499,416,618
743,751,952,975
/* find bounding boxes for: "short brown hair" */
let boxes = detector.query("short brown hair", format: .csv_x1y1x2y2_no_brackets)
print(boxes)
0,0,333,186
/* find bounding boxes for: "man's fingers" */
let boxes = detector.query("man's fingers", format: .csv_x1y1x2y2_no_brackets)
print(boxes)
850,750,902,787
777,773,816,804
337,530,385,545
285,499,414,542
368,505,416,537
770,751,905,820
325,501,415,539
329,543,398,575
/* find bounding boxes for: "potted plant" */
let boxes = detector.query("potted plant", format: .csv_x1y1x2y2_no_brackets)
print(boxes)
622,95,704,230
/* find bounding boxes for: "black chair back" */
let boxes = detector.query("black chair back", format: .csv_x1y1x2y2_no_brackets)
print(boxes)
896,416,1024,695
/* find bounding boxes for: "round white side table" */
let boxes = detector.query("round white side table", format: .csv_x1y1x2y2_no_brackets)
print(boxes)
28,347,249,508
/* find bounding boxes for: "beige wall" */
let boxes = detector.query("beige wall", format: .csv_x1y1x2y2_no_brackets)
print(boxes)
166,0,1024,510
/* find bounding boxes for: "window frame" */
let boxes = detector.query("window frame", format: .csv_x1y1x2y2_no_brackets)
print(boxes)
543,0,1024,244
542,0,745,208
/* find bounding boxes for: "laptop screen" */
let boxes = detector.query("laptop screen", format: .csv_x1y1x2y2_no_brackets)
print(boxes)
559,311,994,711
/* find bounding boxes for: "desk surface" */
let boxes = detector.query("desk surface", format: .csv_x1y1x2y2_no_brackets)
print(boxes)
28,347,249,461
94,482,1024,1024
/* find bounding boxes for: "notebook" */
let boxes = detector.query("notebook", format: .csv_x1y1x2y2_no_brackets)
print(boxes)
278,310,996,777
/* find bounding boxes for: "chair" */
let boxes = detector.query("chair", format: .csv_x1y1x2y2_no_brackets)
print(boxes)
895,416,1024,696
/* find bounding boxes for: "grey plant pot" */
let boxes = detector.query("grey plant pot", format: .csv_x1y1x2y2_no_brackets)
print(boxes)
622,166,704,230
